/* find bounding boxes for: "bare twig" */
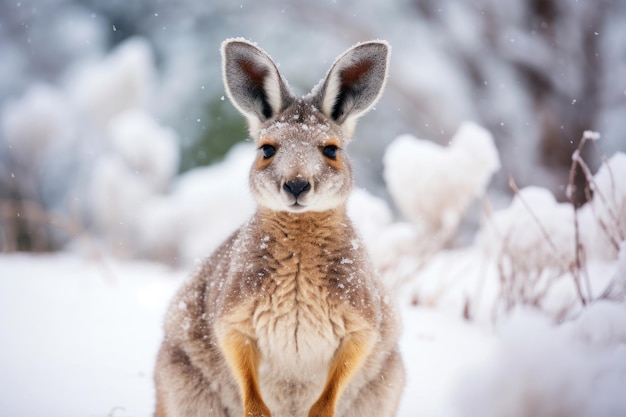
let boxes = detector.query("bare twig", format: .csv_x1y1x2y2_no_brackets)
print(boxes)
508,175,586,306
566,135,592,305
566,130,626,305
583,180,622,252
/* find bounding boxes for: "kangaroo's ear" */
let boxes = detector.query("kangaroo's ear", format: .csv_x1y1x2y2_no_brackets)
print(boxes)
221,39,293,137
316,41,390,137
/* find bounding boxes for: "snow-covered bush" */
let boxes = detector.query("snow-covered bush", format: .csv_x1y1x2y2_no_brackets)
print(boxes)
384,121,500,239
469,134,625,320
69,38,156,129
3,1,626,257
0,37,179,256
86,109,180,258
1,84,74,167
135,142,255,265
380,126,625,322
478,186,575,274
107,109,179,192
476,187,578,316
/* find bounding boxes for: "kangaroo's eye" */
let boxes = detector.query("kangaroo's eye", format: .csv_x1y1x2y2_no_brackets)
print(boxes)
260,144,276,159
322,145,338,159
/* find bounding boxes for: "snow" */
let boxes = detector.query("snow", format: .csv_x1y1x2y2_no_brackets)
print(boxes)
1,250,624,417
68,37,155,128
0,253,492,417
384,122,500,237
2,0,626,203
2,93,625,416
1,84,73,166
615,241,626,293
583,130,601,141
477,186,575,273
452,306,626,417
107,109,180,191
581,152,626,258
1,124,625,416
399,306,498,417
346,188,404,267
10,139,626,417
0,254,182,417
1,4,626,415
134,142,256,265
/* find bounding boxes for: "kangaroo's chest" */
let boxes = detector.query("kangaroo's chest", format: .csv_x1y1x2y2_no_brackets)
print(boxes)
252,261,343,417
253,263,343,373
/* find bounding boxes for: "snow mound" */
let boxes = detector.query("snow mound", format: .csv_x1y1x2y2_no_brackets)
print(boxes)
452,306,626,417
347,188,393,258
348,188,424,288
136,142,256,265
607,241,626,300
0,253,182,417
477,186,575,274
384,121,500,236
580,152,626,259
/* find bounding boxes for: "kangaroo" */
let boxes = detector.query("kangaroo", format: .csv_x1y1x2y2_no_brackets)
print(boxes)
154,38,404,417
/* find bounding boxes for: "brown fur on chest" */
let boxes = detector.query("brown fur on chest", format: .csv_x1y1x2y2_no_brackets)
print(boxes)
222,209,377,313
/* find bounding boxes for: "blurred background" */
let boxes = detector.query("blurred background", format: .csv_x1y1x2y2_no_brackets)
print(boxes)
1,0,625,261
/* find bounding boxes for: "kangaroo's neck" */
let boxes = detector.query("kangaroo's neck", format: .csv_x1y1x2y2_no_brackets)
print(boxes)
254,206,353,241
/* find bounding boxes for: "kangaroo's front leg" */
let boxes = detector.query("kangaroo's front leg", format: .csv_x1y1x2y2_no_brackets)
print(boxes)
308,330,375,417
217,328,271,417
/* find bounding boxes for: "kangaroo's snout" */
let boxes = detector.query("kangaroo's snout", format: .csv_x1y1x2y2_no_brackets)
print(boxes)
283,179,311,198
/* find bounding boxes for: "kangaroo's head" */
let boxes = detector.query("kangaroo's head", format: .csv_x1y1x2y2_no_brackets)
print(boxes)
222,39,389,213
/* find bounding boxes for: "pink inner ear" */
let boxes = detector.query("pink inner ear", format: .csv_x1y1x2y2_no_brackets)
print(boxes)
340,60,372,87
238,59,268,87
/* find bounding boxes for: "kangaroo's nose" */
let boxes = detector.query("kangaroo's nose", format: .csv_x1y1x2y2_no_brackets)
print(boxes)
283,179,311,197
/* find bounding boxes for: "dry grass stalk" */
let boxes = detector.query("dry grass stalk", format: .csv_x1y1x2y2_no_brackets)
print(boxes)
507,176,587,306
491,130,624,321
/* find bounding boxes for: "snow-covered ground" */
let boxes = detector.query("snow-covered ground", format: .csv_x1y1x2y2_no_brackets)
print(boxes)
0,250,493,417
1,249,625,417
0,254,182,417
0,252,494,417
